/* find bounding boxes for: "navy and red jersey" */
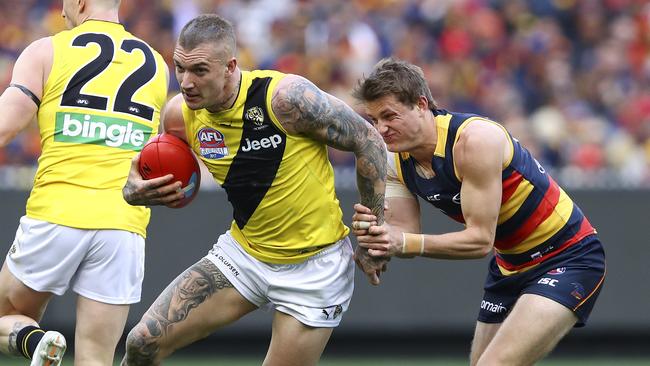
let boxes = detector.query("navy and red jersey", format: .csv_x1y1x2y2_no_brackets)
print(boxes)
393,110,596,275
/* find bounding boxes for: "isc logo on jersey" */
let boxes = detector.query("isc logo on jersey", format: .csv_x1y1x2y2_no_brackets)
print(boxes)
198,127,229,159
55,112,152,150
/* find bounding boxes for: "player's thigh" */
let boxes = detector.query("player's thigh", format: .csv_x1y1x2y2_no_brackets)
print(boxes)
470,321,500,366
74,295,129,366
133,258,257,355
263,311,333,366
478,293,577,366
0,262,52,319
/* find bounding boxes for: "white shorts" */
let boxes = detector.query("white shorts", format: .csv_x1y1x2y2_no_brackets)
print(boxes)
5,216,145,304
206,231,354,328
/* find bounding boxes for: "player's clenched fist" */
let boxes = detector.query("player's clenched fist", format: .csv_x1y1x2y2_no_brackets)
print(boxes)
352,203,418,258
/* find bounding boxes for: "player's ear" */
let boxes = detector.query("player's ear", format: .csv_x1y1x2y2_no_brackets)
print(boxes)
417,96,428,112
78,0,86,12
225,57,237,75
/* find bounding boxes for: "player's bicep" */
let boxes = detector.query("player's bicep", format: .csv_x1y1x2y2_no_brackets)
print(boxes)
459,172,501,233
456,126,505,241
162,94,188,142
11,38,49,101
386,196,421,233
0,38,50,146
271,75,374,152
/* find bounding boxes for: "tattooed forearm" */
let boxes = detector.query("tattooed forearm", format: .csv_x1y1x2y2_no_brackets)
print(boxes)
122,181,170,206
355,131,386,225
122,181,142,205
272,75,387,222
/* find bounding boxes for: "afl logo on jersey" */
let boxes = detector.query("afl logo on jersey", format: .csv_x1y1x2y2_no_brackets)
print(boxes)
197,127,229,159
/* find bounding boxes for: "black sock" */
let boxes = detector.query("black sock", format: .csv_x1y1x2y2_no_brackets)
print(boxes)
15,325,45,360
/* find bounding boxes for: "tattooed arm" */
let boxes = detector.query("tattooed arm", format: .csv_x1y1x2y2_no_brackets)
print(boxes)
271,75,389,285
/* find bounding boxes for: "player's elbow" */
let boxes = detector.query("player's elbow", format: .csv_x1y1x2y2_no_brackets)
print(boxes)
474,241,494,258
464,227,494,258
475,232,495,257
463,241,492,259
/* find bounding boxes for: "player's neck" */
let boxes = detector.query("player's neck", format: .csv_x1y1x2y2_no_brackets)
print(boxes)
208,69,242,113
227,69,242,109
410,112,437,164
80,10,120,25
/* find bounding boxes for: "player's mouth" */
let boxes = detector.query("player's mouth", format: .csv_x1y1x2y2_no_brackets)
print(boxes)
183,91,201,102
382,133,397,144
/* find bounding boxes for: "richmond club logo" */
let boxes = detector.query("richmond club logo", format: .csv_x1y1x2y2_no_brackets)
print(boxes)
245,106,264,126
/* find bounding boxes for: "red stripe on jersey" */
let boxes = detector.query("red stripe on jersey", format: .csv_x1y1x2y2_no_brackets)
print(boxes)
501,171,523,204
494,177,560,250
496,218,596,272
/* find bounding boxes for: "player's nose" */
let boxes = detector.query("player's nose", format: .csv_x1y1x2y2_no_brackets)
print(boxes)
376,119,389,134
180,73,195,89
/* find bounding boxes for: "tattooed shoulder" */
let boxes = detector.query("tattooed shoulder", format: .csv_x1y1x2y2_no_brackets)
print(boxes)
271,75,375,153
271,75,329,134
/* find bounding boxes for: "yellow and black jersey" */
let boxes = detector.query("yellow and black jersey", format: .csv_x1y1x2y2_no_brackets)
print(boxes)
182,70,349,264
27,20,168,237
393,110,596,275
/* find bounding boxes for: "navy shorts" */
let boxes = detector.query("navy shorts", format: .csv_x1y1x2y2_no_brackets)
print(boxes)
478,235,605,327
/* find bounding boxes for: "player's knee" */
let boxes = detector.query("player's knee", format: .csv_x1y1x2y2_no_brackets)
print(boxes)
124,322,161,364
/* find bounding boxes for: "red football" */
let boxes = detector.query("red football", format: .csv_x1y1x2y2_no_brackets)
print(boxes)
138,133,201,208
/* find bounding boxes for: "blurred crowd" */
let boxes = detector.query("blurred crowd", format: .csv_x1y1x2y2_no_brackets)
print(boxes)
1,0,650,188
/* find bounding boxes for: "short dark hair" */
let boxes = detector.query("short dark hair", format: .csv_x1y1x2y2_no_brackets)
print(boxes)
178,14,236,58
353,58,437,109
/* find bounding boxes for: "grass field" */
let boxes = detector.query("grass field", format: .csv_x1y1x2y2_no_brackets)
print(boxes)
2,356,650,365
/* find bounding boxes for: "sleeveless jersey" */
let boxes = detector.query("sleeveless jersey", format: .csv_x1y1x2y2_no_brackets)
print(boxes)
393,110,596,275
182,70,349,264
27,20,168,237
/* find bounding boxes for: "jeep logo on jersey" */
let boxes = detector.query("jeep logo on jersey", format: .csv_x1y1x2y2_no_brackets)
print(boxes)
198,127,229,159
241,134,283,152
245,106,264,126
54,112,152,150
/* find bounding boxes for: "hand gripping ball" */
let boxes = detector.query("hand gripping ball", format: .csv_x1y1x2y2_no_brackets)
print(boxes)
138,133,201,208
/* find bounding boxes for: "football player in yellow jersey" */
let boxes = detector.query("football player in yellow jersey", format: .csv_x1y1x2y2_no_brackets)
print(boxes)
0,1,168,365
120,14,387,366
351,58,606,365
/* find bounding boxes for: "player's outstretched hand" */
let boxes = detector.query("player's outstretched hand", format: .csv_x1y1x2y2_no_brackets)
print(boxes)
122,154,185,207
